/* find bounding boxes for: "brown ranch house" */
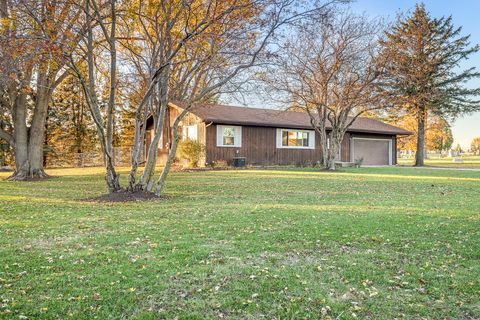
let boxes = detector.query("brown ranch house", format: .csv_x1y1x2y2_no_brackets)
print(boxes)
145,102,412,167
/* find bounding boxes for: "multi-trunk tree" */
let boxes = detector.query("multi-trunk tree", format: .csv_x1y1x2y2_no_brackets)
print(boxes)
69,0,123,192
71,0,341,195
263,11,386,170
379,3,480,166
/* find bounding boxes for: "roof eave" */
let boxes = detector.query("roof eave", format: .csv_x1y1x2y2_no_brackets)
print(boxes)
206,119,412,136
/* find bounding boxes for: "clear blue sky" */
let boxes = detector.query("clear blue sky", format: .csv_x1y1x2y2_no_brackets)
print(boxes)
348,0,480,148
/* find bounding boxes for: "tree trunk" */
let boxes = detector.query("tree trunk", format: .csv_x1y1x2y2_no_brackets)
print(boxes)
7,68,59,180
9,95,29,179
325,129,344,171
319,129,328,168
312,119,328,168
325,137,336,170
154,123,181,196
138,68,170,191
105,159,120,193
9,143,49,180
100,127,121,193
127,67,159,191
127,97,151,191
310,107,328,168
326,143,338,171
8,92,49,180
154,108,189,196
415,109,426,167
139,125,161,191
27,83,50,177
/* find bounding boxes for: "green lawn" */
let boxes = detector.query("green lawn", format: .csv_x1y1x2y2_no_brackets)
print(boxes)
1,167,479,319
398,155,480,168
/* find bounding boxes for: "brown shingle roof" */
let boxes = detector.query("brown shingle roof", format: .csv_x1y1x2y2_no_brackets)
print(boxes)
173,102,412,136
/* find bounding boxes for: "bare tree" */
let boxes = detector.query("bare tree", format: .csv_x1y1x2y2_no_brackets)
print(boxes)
263,11,386,170
69,0,122,192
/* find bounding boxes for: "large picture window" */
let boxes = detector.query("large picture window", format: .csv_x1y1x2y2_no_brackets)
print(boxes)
282,130,309,147
216,125,242,147
276,129,315,149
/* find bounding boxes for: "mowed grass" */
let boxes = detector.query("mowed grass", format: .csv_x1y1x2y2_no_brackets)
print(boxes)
398,155,480,168
0,167,479,319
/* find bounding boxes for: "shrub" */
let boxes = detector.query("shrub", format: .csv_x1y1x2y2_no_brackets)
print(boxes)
354,157,364,168
210,160,229,168
208,160,230,169
177,139,205,168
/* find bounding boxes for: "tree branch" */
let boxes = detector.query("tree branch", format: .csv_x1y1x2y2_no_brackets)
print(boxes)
0,126,13,146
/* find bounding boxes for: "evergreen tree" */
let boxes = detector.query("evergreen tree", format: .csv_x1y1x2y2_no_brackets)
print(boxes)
380,3,480,166
45,75,98,167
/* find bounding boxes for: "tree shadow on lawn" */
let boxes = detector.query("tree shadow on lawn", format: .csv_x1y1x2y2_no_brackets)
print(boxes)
82,189,171,203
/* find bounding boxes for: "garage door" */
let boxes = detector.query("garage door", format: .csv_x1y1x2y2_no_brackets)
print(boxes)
352,138,391,165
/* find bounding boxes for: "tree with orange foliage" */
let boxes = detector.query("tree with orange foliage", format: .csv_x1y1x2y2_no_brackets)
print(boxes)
395,114,453,155
471,137,480,155
0,0,82,180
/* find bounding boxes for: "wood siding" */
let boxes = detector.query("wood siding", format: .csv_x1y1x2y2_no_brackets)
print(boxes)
146,105,206,165
206,124,351,166
341,132,351,162
147,112,398,166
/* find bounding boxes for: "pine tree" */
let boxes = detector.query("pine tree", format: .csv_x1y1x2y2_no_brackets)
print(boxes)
380,3,480,166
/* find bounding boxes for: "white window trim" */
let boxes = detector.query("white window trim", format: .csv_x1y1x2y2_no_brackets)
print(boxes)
351,137,393,166
276,128,315,149
216,125,242,147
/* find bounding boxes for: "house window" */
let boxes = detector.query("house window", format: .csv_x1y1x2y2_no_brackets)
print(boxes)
276,129,315,149
217,125,242,147
282,130,309,147
183,124,198,141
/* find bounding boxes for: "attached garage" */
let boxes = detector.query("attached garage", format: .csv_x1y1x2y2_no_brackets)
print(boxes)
351,137,392,166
